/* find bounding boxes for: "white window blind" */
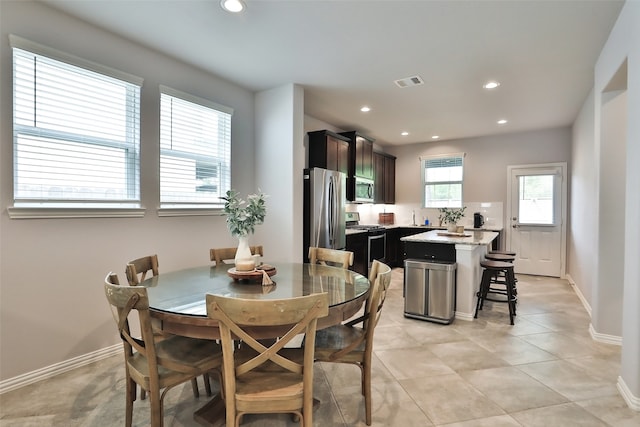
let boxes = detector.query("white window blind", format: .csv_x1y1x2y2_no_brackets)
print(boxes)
160,86,232,207
11,37,141,206
422,154,464,208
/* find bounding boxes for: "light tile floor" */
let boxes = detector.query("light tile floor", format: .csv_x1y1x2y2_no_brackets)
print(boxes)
1,270,639,426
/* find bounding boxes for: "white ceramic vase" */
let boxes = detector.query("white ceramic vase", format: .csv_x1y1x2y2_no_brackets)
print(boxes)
447,223,458,232
235,235,254,270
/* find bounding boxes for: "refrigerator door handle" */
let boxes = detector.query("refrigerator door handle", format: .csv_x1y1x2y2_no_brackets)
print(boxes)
327,177,335,248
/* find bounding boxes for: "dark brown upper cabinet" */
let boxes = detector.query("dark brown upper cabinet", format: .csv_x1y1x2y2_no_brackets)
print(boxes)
373,151,396,204
339,131,374,180
307,130,350,176
339,131,375,202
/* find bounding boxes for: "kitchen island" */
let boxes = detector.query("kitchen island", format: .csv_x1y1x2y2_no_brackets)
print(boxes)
401,229,498,321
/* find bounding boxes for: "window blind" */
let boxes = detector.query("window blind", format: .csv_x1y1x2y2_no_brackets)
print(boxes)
159,86,232,206
12,41,141,206
422,154,464,208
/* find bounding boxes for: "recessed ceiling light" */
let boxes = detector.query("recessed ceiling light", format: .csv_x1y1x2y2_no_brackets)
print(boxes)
401,131,409,136
431,135,440,139
221,0,245,13
497,119,508,125
483,81,500,89
360,106,371,112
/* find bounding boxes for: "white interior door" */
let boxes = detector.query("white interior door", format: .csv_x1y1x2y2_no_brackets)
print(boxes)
506,163,566,277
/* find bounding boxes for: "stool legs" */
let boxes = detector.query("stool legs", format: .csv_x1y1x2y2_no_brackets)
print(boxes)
475,269,492,316
505,267,516,325
475,263,517,325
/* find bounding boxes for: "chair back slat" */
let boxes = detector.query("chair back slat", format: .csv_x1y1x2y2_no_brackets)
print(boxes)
206,293,328,375
308,247,354,269
364,260,391,348
107,272,121,285
104,279,157,368
125,254,159,285
210,246,263,265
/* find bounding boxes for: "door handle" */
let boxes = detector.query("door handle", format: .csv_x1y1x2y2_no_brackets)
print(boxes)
512,224,519,228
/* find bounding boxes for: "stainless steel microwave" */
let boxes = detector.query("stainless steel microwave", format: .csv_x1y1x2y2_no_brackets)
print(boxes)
354,177,374,203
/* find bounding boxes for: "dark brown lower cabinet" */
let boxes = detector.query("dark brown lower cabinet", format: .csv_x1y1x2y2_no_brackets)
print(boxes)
346,232,368,277
385,227,434,267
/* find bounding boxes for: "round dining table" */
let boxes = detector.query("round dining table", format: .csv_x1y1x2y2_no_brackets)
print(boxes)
142,262,370,426
143,262,370,340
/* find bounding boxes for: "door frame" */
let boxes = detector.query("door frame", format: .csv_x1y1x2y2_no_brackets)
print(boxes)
506,162,567,278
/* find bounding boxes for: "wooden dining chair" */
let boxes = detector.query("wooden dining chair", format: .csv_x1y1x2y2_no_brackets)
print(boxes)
125,254,159,285
107,271,158,401
312,260,392,425
106,272,121,285
206,293,329,427
308,247,354,269
104,274,222,427
210,246,264,265
125,254,211,398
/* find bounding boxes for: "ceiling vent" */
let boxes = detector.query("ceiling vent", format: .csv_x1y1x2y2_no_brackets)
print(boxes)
394,75,424,88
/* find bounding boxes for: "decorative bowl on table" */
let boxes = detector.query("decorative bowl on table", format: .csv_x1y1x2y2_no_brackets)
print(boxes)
227,264,276,282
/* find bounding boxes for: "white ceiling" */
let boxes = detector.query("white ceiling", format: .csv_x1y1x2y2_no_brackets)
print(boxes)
42,0,624,146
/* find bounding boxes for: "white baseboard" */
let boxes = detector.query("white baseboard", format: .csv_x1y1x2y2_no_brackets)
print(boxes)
0,344,120,395
566,274,623,346
455,311,475,321
617,376,640,411
589,324,623,346
566,274,592,316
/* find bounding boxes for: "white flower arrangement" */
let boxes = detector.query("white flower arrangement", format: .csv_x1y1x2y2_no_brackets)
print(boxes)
221,189,267,237
438,206,467,225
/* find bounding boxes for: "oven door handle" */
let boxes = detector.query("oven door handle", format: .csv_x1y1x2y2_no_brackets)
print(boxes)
367,232,386,266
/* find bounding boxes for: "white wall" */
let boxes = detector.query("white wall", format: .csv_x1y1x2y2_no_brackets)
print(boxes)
570,89,597,307
594,90,627,337
384,127,572,228
254,84,305,262
591,0,640,406
0,2,256,380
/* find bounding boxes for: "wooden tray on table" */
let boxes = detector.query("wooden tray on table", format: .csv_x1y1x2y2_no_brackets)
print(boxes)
227,264,276,282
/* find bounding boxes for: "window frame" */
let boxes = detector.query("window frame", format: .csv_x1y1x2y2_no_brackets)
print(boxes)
421,153,465,209
516,172,560,226
158,85,233,215
9,35,145,219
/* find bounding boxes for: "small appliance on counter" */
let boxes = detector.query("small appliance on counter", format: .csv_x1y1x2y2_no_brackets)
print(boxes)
473,212,485,228
378,212,394,225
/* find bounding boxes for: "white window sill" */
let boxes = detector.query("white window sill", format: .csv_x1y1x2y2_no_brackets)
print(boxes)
7,205,146,219
157,205,223,217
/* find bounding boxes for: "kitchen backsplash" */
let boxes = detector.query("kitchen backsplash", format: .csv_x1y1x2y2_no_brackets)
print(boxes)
348,202,504,229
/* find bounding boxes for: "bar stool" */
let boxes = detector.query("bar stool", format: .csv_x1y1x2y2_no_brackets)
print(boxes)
488,250,516,256
484,251,518,296
475,260,517,324
484,252,515,262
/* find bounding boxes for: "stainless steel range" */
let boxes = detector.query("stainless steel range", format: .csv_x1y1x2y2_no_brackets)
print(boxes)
346,212,386,269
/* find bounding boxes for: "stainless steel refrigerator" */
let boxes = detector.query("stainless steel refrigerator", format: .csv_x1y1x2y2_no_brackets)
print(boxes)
303,168,346,261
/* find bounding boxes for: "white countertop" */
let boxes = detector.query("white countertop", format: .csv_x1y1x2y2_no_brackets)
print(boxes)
400,229,499,246
346,228,368,236
397,224,504,232
346,225,503,236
